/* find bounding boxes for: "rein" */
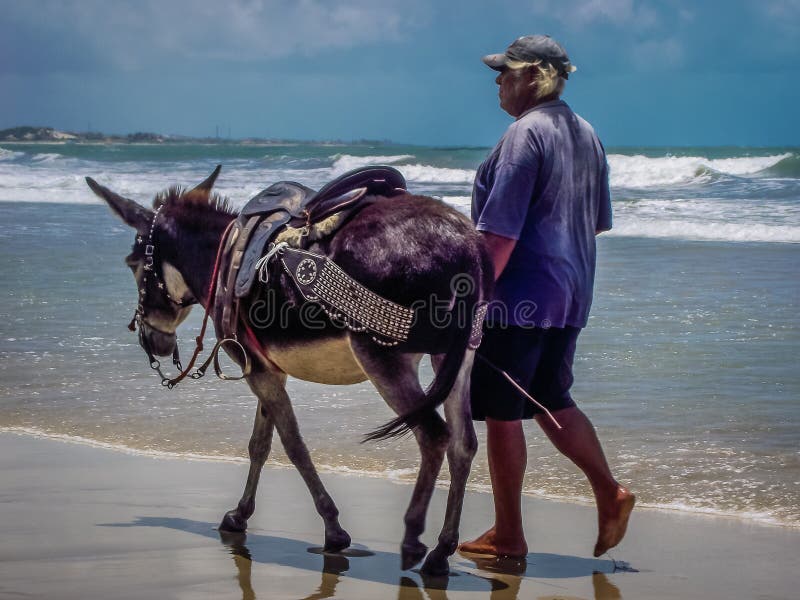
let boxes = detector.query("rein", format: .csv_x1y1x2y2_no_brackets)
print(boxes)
474,353,562,430
133,216,250,389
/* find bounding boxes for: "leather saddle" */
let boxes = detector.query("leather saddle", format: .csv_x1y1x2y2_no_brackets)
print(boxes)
215,166,407,337
241,165,406,223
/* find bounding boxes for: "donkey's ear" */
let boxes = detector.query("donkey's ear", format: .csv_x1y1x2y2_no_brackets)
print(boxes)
86,177,153,231
190,164,222,194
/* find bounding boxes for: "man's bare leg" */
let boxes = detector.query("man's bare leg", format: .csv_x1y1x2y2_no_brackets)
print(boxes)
536,406,635,556
458,418,528,557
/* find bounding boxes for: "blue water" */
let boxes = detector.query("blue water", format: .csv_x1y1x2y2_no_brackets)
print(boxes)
0,142,798,528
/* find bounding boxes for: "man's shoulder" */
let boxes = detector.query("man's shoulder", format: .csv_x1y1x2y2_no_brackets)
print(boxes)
510,101,575,139
500,109,553,150
572,111,599,139
531,102,604,152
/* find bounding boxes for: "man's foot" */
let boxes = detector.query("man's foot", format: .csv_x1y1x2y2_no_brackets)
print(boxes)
458,527,528,558
594,487,635,557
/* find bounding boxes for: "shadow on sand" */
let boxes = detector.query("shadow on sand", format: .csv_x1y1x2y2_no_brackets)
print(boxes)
101,516,628,599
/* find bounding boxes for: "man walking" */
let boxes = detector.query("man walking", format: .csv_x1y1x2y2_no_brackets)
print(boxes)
461,35,635,558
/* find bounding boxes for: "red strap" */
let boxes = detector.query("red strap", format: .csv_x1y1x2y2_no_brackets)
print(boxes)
166,220,236,387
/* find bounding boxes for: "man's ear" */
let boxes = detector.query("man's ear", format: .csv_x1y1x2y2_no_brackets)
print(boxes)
85,177,153,231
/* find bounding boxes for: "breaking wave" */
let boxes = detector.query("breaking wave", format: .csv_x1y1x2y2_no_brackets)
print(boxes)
760,153,800,178
606,219,800,243
400,164,475,184
606,153,793,188
1,144,798,244
329,154,475,185
329,153,415,175
0,148,25,161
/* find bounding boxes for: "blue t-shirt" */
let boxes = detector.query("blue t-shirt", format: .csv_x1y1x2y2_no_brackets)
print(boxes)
472,100,612,328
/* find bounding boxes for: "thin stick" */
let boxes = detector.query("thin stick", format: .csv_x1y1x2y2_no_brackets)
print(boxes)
476,354,563,430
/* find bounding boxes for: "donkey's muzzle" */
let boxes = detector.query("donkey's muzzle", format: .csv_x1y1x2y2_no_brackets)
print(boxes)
139,322,177,357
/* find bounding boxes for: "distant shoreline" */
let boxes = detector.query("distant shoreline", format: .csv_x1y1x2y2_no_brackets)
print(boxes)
0,125,394,147
1,140,369,147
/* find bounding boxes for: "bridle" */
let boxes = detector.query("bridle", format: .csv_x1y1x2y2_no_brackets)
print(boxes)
129,206,248,388
128,204,192,382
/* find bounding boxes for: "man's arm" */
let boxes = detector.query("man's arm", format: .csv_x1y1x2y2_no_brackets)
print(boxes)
481,231,517,281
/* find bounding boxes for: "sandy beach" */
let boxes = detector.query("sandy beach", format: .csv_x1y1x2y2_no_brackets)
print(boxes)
0,431,797,599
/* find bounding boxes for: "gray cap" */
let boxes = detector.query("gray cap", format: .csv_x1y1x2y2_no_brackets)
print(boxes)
482,34,576,79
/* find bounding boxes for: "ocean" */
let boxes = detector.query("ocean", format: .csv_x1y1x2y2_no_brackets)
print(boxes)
0,142,797,529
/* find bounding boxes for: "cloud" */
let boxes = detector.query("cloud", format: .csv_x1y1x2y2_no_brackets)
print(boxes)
520,0,689,71
0,0,431,73
762,0,800,18
757,0,800,33
631,37,686,69
528,0,659,29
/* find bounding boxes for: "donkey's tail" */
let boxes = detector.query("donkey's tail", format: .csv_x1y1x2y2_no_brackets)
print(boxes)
363,275,480,443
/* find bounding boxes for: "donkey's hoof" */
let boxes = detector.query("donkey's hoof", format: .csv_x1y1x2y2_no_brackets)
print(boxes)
323,529,352,553
401,541,428,570
420,548,450,577
219,510,248,532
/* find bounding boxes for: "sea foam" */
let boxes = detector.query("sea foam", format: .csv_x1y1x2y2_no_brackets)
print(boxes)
4,426,797,529
329,153,415,175
606,219,800,243
400,164,475,184
0,148,25,161
1,145,798,245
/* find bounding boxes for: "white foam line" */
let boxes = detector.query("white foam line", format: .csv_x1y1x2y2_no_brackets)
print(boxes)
515,488,800,529
632,501,799,529
3,426,797,529
0,426,249,465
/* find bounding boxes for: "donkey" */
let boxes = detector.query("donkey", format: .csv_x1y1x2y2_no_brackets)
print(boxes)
86,168,493,575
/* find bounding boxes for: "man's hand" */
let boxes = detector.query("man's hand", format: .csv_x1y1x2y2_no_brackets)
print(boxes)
480,232,517,281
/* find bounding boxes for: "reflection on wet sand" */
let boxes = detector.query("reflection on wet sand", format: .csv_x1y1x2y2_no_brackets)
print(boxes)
458,553,628,600
219,532,256,600
103,517,630,599
592,572,622,599
223,537,628,600
298,554,350,600
222,531,356,600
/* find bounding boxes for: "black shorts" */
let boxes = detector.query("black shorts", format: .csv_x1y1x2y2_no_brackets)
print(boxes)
470,324,580,421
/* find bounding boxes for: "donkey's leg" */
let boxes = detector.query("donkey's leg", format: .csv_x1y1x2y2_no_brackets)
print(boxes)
420,350,478,575
245,370,351,551
350,339,450,570
219,395,276,532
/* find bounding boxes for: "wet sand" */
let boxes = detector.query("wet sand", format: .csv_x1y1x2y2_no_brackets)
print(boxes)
0,432,797,599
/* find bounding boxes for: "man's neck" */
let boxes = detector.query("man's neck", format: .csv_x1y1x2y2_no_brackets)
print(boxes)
515,94,561,118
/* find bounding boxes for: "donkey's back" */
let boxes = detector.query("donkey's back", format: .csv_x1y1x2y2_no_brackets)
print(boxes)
254,194,491,387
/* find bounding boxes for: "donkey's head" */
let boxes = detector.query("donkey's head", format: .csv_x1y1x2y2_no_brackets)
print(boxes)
86,166,223,358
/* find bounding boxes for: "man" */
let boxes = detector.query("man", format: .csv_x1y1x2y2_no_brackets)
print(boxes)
460,35,635,558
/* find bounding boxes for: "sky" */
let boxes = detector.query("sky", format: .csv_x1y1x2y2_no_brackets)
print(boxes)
1,0,798,147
